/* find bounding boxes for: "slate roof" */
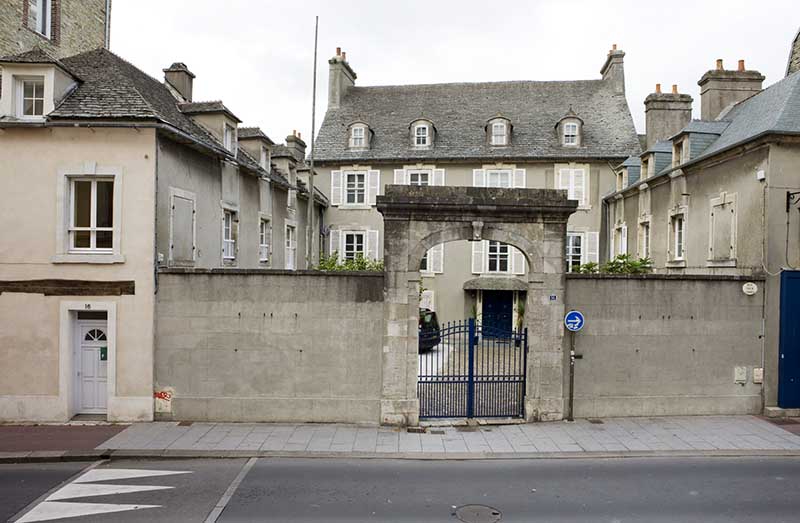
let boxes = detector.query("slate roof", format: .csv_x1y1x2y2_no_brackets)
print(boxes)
315,80,641,162
618,156,641,168
179,101,241,123
643,140,673,154
39,48,229,156
235,148,292,189
691,70,800,161
0,47,83,80
238,126,274,144
674,120,731,137
271,144,294,159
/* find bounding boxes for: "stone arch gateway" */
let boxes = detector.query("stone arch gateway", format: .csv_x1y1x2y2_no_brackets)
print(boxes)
376,185,577,425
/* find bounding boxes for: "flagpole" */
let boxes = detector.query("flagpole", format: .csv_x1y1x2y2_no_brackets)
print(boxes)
306,15,319,268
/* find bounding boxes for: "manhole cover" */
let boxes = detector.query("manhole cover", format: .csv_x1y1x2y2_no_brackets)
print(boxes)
454,504,502,523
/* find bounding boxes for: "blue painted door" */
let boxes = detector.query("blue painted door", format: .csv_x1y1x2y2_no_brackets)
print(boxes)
780,271,800,408
481,291,513,336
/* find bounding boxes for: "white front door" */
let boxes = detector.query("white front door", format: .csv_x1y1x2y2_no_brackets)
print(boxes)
75,321,108,414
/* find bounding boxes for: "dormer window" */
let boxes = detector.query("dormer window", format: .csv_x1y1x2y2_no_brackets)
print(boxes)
347,122,370,149
28,0,52,38
491,123,506,145
260,145,270,171
415,124,429,146
17,77,45,118
563,123,578,145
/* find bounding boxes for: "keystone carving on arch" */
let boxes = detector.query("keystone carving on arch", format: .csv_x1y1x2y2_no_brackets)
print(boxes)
471,220,484,241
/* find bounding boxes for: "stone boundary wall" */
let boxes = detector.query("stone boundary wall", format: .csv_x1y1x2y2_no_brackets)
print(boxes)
565,274,766,417
154,269,385,423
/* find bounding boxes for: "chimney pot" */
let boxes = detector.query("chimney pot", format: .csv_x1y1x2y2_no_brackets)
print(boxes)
716,59,724,70
655,83,662,94
612,44,617,51
671,84,678,94
336,47,341,56
298,132,302,139
738,59,745,71
342,51,347,61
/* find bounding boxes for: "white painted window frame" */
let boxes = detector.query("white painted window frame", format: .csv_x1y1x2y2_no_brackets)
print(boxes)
557,166,589,209
53,162,124,264
638,220,651,259
486,169,512,188
420,243,444,275
707,192,738,267
223,123,237,153
259,217,271,263
566,232,584,273
408,169,431,186
414,124,429,147
29,0,52,38
222,208,237,261
16,75,45,119
490,122,507,146
350,125,366,148
563,122,578,146
260,145,270,170
667,210,687,265
342,230,366,261
285,220,297,270
487,240,510,273
344,171,366,205
67,177,115,254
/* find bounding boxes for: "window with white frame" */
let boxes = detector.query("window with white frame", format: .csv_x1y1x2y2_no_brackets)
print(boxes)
420,251,429,272
486,169,512,188
28,0,51,37
408,170,430,186
287,188,297,209
639,222,650,259
350,126,366,148
343,232,366,261
491,122,507,146
17,77,45,118
419,244,443,274
671,215,685,261
259,218,271,263
558,168,588,207
260,145,270,170
487,241,510,272
222,209,237,260
566,233,583,273
563,123,578,145
285,224,297,270
614,224,628,255
345,172,366,204
223,123,236,153
68,178,114,252
708,192,737,264
414,125,429,146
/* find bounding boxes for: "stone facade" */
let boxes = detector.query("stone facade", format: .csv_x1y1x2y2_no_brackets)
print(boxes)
787,27,800,76
0,0,109,58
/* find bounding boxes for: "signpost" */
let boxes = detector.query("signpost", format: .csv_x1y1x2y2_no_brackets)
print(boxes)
565,310,584,421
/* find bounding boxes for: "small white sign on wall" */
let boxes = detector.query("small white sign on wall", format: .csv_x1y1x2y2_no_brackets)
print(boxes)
742,282,758,296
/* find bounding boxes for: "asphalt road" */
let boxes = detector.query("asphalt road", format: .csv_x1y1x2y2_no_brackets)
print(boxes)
3,457,800,522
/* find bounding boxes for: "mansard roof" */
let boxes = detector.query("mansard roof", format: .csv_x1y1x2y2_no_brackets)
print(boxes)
315,79,641,163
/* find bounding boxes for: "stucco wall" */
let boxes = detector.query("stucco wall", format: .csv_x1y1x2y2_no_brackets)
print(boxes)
0,127,156,422
154,270,385,423
565,274,765,417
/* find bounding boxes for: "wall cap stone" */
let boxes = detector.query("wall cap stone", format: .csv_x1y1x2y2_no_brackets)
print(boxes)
158,268,384,278
566,273,765,282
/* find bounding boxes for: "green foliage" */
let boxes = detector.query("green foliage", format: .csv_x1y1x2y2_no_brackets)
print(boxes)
576,254,653,275
316,251,384,272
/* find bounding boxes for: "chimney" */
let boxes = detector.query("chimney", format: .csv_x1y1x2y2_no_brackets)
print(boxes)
286,131,307,162
600,44,626,94
163,62,195,102
328,47,357,110
643,84,693,150
698,59,764,120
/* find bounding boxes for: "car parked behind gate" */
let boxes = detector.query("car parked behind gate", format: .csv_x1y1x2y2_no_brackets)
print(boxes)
419,308,441,352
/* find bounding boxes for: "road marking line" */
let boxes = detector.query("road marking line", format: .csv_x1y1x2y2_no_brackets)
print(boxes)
75,468,192,483
17,501,161,523
204,457,258,523
13,467,193,523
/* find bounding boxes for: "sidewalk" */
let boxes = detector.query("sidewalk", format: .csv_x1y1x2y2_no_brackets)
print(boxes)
3,416,800,462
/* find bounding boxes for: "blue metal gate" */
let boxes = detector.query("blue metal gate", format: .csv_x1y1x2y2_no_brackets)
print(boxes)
779,270,800,408
418,318,528,418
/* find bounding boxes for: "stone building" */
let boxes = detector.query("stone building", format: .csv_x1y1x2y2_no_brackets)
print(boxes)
788,26,800,76
0,0,110,57
0,47,325,422
314,46,641,326
604,52,800,413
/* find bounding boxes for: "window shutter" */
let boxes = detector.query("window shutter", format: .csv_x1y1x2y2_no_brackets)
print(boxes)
431,243,444,273
471,240,485,274
473,169,486,187
433,169,445,186
513,169,526,188
265,221,273,258
620,225,628,254
511,246,526,274
367,170,380,205
330,170,342,206
367,229,380,261
573,169,586,206
259,179,272,215
394,169,407,185
586,232,599,263
329,229,341,260
556,169,567,190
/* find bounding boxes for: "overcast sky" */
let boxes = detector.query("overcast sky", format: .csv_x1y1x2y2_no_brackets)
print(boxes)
111,1,798,146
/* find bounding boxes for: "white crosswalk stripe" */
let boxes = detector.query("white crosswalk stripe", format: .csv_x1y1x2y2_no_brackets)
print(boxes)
17,468,192,522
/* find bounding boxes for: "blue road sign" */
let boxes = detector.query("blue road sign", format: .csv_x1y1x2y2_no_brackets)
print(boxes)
564,310,585,332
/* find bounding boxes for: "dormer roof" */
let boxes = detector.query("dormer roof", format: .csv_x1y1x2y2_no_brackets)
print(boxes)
555,105,584,126
238,126,275,145
0,47,83,81
179,101,242,123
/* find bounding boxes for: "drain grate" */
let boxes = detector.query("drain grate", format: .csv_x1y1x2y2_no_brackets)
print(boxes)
430,429,445,435
454,504,502,523
407,426,426,434
588,418,604,424
768,418,799,425
177,421,193,427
